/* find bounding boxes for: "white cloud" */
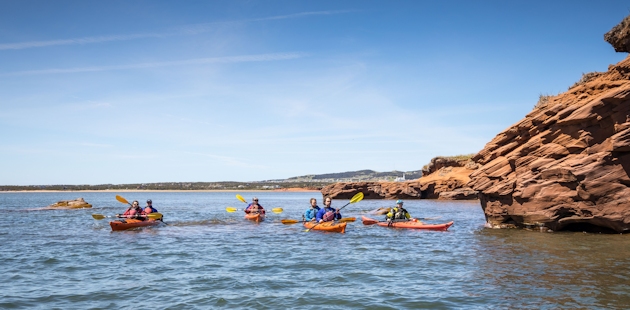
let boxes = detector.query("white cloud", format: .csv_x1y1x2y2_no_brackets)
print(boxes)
0,11,353,50
3,53,306,76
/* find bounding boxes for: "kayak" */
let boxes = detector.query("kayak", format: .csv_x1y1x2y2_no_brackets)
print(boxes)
110,219,161,231
303,221,347,233
244,212,265,223
361,216,453,231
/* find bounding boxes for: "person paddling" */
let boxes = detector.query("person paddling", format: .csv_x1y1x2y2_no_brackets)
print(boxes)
144,199,158,214
117,200,145,220
316,197,341,223
386,200,411,224
245,197,266,215
303,198,320,222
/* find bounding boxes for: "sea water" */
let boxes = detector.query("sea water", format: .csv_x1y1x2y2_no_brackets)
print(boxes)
0,191,628,309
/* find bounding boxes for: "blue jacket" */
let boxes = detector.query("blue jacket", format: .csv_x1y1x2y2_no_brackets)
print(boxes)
316,206,341,222
304,206,320,221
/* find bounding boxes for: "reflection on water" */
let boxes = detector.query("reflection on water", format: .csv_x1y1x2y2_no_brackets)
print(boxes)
471,229,630,309
0,192,628,309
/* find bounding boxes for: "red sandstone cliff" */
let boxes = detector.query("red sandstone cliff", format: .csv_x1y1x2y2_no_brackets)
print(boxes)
320,156,479,200
468,15,630,233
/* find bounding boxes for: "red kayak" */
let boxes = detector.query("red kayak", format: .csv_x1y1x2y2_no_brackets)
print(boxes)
110,219,161,231
361,216,453,231
244,212,265,223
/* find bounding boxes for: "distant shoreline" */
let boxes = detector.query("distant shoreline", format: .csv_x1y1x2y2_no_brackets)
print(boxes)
0,188,321,193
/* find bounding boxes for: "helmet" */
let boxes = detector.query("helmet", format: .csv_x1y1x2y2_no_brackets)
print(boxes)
396,199,403,204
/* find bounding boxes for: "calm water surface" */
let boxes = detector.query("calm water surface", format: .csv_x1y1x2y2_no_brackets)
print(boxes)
0,192,628,309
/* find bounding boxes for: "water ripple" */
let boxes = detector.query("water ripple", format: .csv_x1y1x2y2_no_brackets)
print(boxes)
0,192,629,308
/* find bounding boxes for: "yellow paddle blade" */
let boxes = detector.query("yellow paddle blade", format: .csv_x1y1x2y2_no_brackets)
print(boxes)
226,207,238,213
92,214,106,220
115,195,129,205
236,194,247,203
281,219,300,224
350,192,364,204
271,208,283,214
339,217,356,223
146,213,163,219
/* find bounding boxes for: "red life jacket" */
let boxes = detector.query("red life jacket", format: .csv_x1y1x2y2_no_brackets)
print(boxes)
322,211,335,222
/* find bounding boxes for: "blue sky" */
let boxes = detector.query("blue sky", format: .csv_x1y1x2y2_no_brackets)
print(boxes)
0,0,628,185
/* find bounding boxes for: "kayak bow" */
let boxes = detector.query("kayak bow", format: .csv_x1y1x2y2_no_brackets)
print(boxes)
361,216,453,231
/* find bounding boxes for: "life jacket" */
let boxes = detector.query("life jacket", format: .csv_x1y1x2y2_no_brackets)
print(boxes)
123,207,145,220
322,208,336,222
145,206,158,213
246,204,265,214
304,206,319,221
393,207,408,220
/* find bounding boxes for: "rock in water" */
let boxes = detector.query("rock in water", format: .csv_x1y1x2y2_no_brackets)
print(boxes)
47,198,92,209
469,14,630,233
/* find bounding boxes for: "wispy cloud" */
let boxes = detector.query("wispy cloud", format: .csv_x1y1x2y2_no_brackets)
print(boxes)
252,10,356,21
0,10,353,51
3,52,306,76
0,33,166,50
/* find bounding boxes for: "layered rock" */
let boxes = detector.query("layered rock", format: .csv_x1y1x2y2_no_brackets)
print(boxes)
320,181,423,200
468,16,630,233
605,14,630,53
46,198,92,209
320,156,479,200
420,157,479,200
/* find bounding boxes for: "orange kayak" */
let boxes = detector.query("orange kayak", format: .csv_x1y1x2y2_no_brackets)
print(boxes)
110,219,161,231
244,213,265,222
303,221,347,233
361,216,453,231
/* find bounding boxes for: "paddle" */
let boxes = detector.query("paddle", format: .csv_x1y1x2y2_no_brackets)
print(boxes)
236,194,247,203
115,195,168,225
305,192,364,232
92,213,164,220
281,217,356,225
230,194,283,214
226,207,284,213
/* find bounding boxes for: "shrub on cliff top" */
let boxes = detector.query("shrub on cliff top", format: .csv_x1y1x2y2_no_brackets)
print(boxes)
421,154,476,173
569,71,605,90
535,93,552,109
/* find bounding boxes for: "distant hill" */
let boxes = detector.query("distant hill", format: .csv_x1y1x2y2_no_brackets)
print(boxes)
0,169,421,191
281,169,421,182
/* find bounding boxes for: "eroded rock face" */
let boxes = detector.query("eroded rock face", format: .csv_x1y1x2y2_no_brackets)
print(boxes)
320,159,479,200
605,14,630,53
469,47,630,232
320,181,424,200
47,197,92,209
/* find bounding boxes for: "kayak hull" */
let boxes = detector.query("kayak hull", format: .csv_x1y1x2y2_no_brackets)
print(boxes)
110,219,160,231
303,221,347,233
245,213,265,222
361,216,453,231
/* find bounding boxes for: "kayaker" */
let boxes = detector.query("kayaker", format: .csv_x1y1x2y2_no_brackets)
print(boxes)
245,197,266,215
386,200,411,223
303,198,320,222
117,200,146,220
144,199,158,214
316,197,341,223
